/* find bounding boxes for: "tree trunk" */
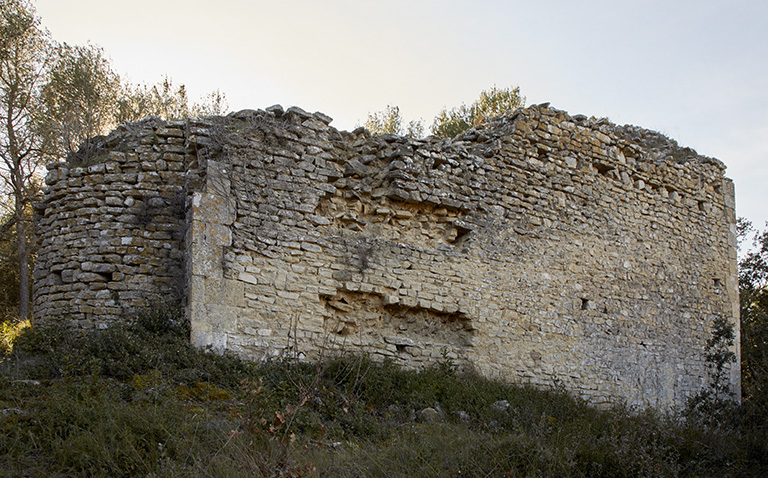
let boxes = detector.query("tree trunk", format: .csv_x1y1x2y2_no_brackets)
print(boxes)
16,193,29,320
1,0,48,321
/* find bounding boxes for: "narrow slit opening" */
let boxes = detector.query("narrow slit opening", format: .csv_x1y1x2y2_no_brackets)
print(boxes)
96,271,114,282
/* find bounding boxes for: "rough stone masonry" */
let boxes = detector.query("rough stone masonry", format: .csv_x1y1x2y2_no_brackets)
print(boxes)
33,103,740,410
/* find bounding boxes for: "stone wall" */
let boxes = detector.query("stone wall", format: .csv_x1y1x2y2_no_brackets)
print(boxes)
34,104,740,410
33,118,190,326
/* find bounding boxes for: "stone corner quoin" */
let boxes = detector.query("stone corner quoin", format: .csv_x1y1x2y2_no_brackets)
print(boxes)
33,103,740,411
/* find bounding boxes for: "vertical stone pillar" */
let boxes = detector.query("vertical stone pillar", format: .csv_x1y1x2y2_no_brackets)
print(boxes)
186,159,242,351
723,178,741,400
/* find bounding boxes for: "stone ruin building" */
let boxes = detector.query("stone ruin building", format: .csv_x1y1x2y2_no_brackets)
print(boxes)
33,103,740,410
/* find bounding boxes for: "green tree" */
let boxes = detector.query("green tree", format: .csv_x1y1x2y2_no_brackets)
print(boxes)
37,42,121,159
0,189,34,322
40,50,229,161
431,85,525,138
364,105,423,138
738,218,768,407
0,0,49,320
0,207,19,321
37,50,228,167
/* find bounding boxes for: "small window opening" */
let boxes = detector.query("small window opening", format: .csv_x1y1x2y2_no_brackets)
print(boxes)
595,164,613,177
432,157,447,169
451,228,471,244
337,325,351,336
396,344,407,353
581,298,590,310
96,271,114,282
450,222,473,245
713,278,723,288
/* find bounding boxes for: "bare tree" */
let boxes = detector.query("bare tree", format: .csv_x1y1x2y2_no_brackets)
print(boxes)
117,75,228,124
364,105,423,138
0,0,49,319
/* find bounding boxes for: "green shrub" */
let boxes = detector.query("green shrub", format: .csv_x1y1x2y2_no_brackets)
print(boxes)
11,306,249,387
0,317,29,356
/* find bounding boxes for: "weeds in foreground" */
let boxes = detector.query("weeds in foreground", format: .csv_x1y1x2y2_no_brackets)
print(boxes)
1,309,767,477
0,317,30,356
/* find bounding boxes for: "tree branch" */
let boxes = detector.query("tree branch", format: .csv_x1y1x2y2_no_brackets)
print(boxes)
0,215,15,236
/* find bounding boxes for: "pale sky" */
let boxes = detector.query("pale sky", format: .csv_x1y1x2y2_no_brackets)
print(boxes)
36,0,767,228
